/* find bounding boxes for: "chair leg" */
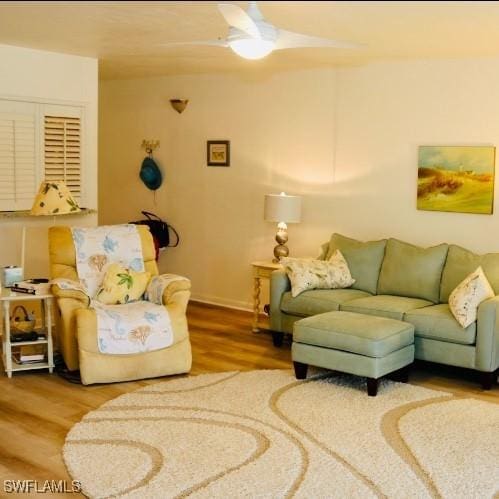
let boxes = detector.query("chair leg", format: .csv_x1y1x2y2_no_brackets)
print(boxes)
367,378,378,396
272,331,284,347
480,371,496,390
293,361,308,380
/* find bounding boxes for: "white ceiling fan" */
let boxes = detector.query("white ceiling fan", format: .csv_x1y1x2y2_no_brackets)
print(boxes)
170,1,360,60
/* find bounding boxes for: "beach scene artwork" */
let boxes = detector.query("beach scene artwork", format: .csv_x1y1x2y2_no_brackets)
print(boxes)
417,146,495,214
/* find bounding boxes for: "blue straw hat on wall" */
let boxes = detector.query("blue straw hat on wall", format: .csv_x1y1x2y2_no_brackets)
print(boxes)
140,157,163,190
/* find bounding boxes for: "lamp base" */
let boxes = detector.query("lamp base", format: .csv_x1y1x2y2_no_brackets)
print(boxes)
272,222,289,263
272,244,289,263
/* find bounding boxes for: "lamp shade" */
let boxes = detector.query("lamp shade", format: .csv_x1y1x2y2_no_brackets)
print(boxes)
30,180,81,216
264,193,301,223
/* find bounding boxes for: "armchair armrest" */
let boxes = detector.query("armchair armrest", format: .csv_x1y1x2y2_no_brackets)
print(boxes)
476,295,499,372
50,278,90,307
146,274,191,315
50,280,91,372
270,269,291,332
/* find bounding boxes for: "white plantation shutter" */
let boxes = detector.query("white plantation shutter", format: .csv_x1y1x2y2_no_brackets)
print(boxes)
0,101,38,211
44,111,81,200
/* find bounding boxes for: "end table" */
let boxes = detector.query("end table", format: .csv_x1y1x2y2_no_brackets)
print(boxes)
251,261,282,332
1,289,55,378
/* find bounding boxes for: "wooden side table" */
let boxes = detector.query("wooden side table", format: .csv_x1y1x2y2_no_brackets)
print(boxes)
251,261,282,332
1,289,54,378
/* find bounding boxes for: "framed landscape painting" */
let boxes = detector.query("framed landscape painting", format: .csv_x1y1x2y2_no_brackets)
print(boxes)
417,146,495,214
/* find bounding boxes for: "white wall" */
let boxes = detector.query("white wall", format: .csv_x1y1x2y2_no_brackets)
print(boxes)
99,69,337,309
99,58,499,310
0,45,98,278
333,59,499,250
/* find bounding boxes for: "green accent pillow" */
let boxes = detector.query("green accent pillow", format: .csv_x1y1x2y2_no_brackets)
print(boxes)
440,245,499,302
377,239,448,303
325,233,386,295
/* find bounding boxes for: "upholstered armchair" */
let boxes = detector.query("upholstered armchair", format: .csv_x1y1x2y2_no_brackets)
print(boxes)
48,225,192,385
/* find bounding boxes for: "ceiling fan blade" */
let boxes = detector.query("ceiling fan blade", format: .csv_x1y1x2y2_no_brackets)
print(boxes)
275,29,361,50
218,3,261,39
160,40,229,48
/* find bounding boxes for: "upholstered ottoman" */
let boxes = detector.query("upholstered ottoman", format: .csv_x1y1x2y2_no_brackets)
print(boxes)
292,311,415,396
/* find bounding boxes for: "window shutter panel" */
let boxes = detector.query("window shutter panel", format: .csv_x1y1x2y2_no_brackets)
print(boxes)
0,112,37,211
44,115,81,200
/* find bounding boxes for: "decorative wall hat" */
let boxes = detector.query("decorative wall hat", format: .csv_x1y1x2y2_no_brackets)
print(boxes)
140,140,163,191
140,157,163,190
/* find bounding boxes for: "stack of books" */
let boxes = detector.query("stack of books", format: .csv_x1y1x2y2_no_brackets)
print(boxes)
12,345,46,364
8,279,50,295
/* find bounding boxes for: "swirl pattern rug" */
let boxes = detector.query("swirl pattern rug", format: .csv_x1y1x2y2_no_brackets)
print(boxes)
63,370,499,499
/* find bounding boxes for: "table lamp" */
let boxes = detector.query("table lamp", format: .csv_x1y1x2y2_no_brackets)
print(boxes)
264,192,302,262
19,181,81,274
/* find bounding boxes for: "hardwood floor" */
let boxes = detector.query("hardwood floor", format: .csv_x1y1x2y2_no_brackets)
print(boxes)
0,301,497,497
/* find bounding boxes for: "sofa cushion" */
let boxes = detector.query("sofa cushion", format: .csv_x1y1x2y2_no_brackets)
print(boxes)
317,241,329,260
377,239,448,303
440,244,499,302
341,295,432,320
281,288,372,317
325,233,386,295
404,304,477,345
294,311,414,358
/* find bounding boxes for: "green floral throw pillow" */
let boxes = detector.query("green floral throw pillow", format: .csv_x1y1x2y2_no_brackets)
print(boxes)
96,263,151,305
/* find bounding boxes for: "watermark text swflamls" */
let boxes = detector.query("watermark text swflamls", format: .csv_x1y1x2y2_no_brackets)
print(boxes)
4,480,82,494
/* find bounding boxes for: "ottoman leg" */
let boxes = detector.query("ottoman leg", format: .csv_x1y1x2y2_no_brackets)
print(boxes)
398,365,410,383
389,365,411,383
367,378,378,397
293,361,308,380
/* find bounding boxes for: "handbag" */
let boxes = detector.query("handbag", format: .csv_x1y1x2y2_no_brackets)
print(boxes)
10,305,36,333
130,211,179,249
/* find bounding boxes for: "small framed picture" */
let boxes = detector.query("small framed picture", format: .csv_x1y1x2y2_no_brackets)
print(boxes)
207,140,230,167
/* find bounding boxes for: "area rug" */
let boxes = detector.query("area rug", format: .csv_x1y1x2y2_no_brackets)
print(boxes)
63,370,499,498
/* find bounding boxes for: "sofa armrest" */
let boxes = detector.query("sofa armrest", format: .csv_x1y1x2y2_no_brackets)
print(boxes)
270,269,291,332
476,295,499,372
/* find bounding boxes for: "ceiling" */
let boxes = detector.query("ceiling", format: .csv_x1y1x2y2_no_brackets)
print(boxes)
1,1,499,80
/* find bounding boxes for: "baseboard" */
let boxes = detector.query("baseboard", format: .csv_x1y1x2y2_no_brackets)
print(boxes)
190,293,253,313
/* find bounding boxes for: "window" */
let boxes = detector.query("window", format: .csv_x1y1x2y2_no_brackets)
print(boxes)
0,98,84,211
44,113,81,201
0,100,38,211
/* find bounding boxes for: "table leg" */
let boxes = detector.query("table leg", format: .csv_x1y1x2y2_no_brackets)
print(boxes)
252,277,261,332
45,298,54,373
3,300,12,378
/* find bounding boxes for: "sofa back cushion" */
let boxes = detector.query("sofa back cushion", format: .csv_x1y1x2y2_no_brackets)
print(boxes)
440,245,499,302
377,239,448,303
317,241,329,260
325,233,386,295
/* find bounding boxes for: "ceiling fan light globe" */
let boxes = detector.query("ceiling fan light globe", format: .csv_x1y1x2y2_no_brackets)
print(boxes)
229,38,275,59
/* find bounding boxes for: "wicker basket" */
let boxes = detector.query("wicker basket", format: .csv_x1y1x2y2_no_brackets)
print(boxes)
10,305,36,333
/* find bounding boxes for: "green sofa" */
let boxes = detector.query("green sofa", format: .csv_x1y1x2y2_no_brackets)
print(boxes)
270,234,499,389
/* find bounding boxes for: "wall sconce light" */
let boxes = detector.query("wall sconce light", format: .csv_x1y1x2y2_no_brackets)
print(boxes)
170,99,189,114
